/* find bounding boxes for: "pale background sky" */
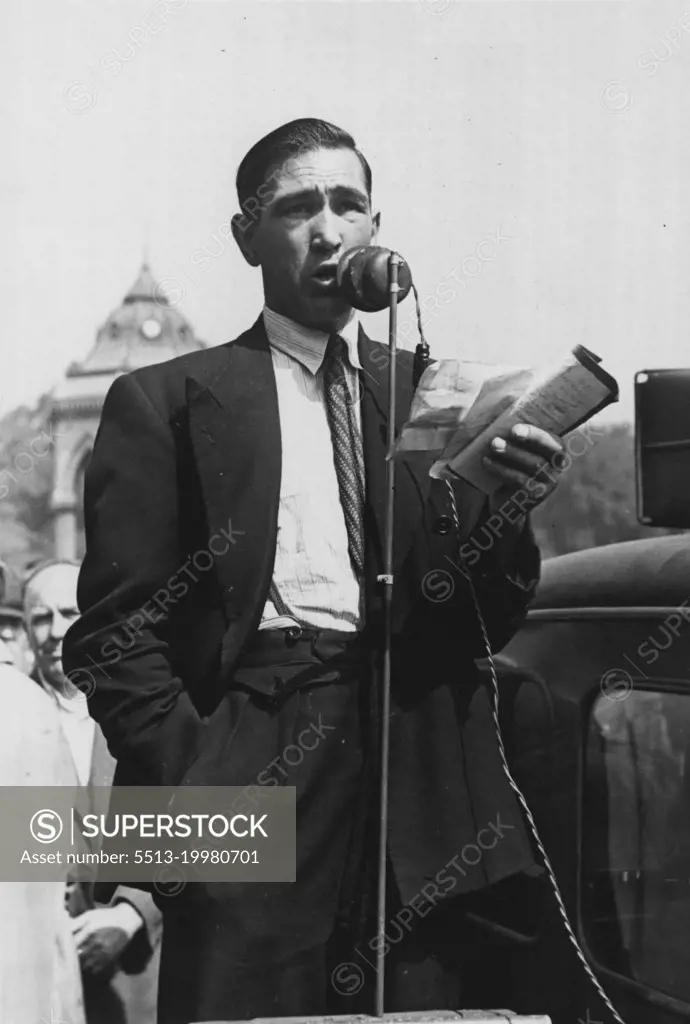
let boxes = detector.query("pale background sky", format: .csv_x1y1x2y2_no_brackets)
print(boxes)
2,0,689,422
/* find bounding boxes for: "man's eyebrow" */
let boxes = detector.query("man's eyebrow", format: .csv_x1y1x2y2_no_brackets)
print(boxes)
271,185,321,213
271,183,369,214
329,184,369,205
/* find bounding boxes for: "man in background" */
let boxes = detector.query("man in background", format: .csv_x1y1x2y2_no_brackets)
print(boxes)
23,560,162,1024
0,562,86,1024
0,560,32,672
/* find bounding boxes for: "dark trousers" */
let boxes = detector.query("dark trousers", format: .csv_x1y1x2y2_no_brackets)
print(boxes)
157,629,461,1024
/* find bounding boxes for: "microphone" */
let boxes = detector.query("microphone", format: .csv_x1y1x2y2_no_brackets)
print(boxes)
336,246,413,312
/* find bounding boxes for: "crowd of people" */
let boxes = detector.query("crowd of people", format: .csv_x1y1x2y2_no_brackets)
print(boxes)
0,559,160,1024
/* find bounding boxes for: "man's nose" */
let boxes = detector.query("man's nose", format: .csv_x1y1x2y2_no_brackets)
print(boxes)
50,610,70,641
310,207,342,253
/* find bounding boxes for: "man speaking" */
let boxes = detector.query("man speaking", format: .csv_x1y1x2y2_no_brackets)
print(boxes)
64,117,564,1023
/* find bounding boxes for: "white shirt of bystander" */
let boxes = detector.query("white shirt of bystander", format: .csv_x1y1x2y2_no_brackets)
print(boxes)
0,661,85,1024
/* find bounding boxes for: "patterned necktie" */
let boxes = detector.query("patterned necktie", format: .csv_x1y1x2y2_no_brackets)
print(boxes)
322,334,366,577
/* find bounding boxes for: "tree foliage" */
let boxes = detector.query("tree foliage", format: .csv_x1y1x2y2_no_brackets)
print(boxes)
0,399,54,600
531,422,678,558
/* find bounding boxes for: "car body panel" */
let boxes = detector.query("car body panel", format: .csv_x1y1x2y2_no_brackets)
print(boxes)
471,536,690,1024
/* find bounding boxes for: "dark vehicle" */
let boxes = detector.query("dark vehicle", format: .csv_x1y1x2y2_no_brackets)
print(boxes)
451,368,690,1024
462,541,690,1024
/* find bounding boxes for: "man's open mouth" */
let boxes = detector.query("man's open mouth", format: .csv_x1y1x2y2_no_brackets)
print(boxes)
311,264,339,289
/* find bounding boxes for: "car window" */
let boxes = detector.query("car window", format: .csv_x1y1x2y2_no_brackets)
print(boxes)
582,688,690,1003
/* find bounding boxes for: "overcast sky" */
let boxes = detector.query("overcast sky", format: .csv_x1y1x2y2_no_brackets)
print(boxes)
2,0,689,422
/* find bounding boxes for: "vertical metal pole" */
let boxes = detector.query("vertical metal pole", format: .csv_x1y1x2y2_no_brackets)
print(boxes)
375,252,401,1018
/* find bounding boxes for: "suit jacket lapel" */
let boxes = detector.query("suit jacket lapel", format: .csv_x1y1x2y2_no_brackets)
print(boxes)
187,317,281,671
359,328,435,583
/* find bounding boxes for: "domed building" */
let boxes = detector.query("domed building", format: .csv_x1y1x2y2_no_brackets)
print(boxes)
50,263,205,560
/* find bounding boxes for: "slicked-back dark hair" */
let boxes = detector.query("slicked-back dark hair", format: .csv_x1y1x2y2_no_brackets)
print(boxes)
235,117,372,226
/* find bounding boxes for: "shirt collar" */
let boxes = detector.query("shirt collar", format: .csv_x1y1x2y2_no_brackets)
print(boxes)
263,305,362,376
49,682,92,720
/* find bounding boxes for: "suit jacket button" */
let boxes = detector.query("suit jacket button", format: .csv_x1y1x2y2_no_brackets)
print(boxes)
434,515,453,535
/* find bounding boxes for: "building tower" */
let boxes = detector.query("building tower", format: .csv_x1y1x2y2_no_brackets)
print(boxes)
50,263,205,560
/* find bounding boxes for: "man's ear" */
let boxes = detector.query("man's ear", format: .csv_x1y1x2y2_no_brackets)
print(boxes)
371,209,381,243
231,213,261,267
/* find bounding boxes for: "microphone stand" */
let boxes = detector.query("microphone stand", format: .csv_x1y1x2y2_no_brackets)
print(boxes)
374,252,402,1017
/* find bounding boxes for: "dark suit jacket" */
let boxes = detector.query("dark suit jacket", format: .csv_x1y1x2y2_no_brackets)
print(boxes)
64,317,541,903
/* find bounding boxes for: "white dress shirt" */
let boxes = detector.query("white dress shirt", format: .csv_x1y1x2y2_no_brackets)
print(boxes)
259,305,365,633
49,685,96,787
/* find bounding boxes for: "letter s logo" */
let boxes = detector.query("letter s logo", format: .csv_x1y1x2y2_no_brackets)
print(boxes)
30,809,63,844
421,569,455,603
